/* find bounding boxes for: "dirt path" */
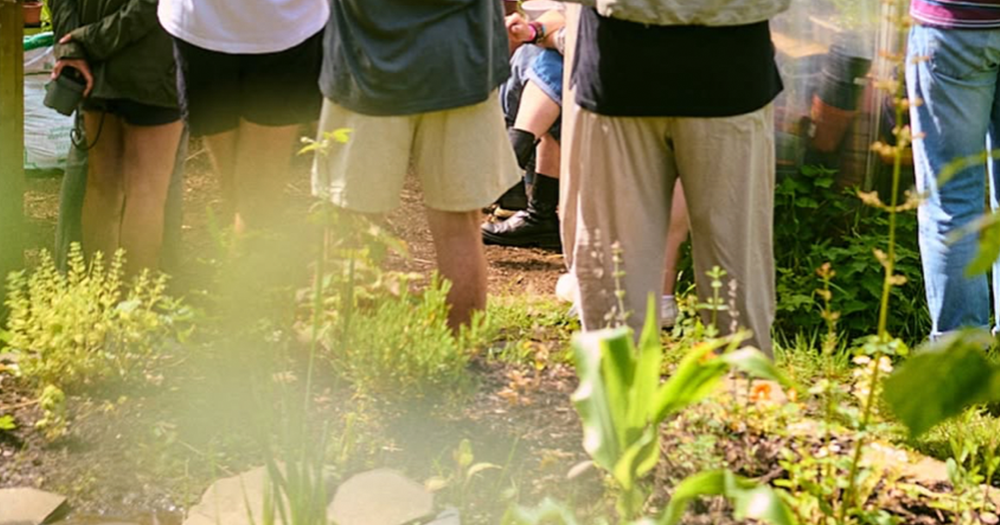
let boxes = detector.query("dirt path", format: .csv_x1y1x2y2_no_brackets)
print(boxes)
23,136,565,300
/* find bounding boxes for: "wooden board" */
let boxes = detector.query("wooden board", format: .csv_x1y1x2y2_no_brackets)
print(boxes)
0,0,25,317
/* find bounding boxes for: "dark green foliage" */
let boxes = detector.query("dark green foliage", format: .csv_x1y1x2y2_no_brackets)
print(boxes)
772,166,928,343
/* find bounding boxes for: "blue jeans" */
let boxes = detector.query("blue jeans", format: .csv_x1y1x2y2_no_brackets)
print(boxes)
907,25,1000,338
500,45,564,140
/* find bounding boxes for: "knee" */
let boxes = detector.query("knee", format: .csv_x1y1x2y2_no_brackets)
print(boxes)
125,178,170,207
85,174,124,207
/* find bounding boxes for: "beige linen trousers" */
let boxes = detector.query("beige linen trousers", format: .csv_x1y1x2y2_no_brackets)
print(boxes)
559,5,776,355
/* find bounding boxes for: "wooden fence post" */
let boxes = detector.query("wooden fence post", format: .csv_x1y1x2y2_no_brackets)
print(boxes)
0,0,25,317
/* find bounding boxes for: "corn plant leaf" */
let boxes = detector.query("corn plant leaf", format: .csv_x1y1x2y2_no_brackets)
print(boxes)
659,470,797,525
630,295,664,430
613,425,659,491
721,348,798,390
966,213,1000,277
601,327,637,449
652,340,730,423
883,330,1000,437
571,327,632,473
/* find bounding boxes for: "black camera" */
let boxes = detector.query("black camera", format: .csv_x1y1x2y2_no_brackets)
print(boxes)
44,66,86,116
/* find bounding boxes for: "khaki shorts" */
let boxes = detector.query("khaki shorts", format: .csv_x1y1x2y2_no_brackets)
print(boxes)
311,91,519,213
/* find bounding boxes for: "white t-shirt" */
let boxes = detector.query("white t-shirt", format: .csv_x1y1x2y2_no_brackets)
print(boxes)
158,0,330,54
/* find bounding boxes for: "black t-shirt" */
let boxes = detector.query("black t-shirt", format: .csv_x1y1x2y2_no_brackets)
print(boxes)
573,8,783,117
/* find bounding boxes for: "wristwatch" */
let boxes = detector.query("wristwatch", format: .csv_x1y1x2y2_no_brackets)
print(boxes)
528,21,546,44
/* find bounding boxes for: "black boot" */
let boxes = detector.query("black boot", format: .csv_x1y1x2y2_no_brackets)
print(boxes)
490,129,539,214
482,173,560,249
509,128,539,170
496,179,528,213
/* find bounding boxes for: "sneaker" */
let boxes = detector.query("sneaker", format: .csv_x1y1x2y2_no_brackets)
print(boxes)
555,273,578,304
555,273,581,320
661,295,678,329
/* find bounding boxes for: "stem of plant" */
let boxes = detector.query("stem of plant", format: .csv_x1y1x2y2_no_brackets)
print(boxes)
841,4,910,522
304,204,329,414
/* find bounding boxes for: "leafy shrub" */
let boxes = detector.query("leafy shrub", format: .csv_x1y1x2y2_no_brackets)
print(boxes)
3,245,187,394
772,165,928,342
328,274,489,401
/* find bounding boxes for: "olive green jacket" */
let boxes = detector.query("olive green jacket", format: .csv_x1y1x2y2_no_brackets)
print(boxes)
563,0,790,26
50,0,178,109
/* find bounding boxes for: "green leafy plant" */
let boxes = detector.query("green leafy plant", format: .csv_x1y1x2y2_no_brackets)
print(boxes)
329,274,489,401
4,245,188,394
883,331,998,438
570,294,795,520
660,469,795,525
34,384,67,440
426,438,502,511
772,165,927,343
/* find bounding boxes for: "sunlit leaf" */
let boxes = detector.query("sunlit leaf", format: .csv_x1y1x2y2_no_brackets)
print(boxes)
722,347,797,390
660,470,797,525
966,212,1000,277
630,295,663,429
455,438,474,469
424,476,450,492
652,340,729,422
613,426,658,490
883,330,1000,436
502,498,583,525
466,462,501,481
571,327,631,473
937,149,1000,187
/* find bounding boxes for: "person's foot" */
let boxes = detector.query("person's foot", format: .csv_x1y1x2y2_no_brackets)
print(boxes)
482,209,561,249
555,273,580,320
661,295,678,329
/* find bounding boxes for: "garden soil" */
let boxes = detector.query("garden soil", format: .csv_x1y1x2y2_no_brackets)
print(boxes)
3,137,581,523
4,138,985,524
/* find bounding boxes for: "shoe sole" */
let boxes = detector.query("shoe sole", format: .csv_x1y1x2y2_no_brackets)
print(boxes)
482,230,561,250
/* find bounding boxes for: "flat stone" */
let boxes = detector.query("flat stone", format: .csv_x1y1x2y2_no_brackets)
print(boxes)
328,469,434,525
0,487,68,525
184,465,341,525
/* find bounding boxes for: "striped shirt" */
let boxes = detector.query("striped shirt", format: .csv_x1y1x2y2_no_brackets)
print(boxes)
911,0,1000,28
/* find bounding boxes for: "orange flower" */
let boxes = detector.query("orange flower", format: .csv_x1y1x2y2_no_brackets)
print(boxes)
750,382,772,403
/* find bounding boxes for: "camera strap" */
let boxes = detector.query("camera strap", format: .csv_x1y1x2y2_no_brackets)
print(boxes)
70,109,106,151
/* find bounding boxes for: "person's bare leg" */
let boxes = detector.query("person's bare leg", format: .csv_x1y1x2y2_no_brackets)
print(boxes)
536,134,560,179
120,120,184,274
663,179,690,296
232,120,300,231
513,81,560,139
81,111,125,263
427,208,488,330
203,130,239,223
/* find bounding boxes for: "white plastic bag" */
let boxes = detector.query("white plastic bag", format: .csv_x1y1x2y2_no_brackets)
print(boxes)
24,44,75,172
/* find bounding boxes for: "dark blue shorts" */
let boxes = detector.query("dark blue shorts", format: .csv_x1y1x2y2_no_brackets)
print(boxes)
500,45,564,141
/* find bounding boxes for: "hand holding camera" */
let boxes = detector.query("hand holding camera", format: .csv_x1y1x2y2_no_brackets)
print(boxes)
44,33,95,116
